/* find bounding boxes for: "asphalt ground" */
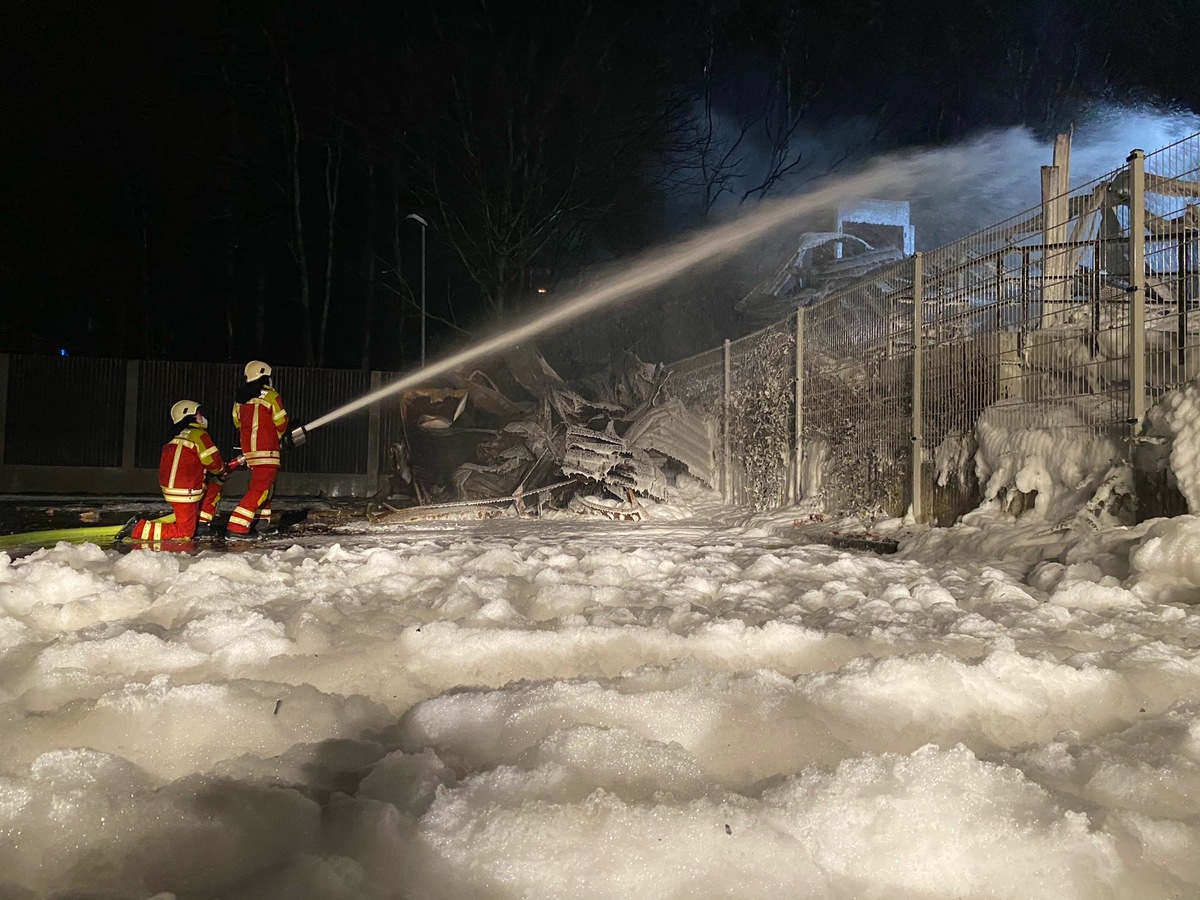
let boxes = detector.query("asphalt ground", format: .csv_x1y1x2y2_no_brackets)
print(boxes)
0,494,899,557
0,494,332,537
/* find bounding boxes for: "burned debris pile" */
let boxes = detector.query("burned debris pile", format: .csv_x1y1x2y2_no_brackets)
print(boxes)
736,201,915,325
370,347,717,521
736,231,906,324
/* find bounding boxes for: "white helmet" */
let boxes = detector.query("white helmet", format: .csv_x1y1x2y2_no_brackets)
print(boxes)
244,360,272,382
170,399,202,425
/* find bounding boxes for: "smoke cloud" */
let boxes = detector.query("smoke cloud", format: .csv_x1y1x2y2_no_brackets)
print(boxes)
900,103,1200,248
306,103,1200,422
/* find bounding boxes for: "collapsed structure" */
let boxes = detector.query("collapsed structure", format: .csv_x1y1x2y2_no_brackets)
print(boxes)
372,347,717,521
737,200,915,323
371,200,915,523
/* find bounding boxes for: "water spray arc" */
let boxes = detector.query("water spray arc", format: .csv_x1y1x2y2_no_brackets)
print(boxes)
291,147,954,442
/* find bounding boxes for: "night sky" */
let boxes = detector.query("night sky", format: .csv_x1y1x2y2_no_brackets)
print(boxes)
0,0,1189,374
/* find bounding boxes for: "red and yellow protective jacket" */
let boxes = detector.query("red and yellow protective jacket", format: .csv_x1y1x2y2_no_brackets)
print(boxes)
159,424,225,503
233,387,289,467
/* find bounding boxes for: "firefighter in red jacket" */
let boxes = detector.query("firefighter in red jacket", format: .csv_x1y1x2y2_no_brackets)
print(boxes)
227,360,289,537
125,400,227,542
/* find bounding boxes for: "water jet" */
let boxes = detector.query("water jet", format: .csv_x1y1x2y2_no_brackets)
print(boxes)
292,140,1032,441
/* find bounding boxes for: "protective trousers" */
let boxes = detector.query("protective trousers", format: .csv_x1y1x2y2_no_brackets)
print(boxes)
227,465,277,534
131,481,222,542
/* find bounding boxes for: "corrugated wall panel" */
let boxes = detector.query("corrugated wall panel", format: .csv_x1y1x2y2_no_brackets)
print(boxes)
137,361,241,467
273,366,371,474
4,355,125,466
137,362,374,474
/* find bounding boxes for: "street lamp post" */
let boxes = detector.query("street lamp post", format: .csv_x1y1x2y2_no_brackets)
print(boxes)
405,213,429,367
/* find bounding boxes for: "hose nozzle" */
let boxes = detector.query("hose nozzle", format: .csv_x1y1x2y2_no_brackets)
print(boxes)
290,426,308,447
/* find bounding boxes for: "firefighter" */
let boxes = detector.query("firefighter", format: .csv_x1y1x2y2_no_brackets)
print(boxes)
227,360,289,538
123,400,227,542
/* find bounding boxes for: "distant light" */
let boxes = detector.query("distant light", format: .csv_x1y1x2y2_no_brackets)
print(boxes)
536,288,548,293
59,348,68,357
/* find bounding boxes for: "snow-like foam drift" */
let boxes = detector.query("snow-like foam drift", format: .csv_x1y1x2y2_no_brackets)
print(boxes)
7,505,1200,897
10,107,1200,900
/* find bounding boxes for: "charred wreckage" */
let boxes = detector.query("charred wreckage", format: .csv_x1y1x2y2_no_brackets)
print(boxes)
370,201,912,522
370,347,717,522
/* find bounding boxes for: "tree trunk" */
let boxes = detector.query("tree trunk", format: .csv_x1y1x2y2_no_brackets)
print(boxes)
318,131,342,366
253,217,266,352
130,171,154,357
219,19,241,364
222,196,237,362
361,160,377,371
392,186,408,358
283,61,314,365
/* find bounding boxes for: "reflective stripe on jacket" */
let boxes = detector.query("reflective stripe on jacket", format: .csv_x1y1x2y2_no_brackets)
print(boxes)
233,387,289,467
159,425,225,502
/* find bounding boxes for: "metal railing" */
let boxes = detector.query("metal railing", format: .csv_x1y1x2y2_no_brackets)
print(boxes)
670,130,1200,521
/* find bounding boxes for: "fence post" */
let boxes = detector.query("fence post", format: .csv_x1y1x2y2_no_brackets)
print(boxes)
1128,149,1147,439
122,359,140,471
366,370,382,496
1041,165,1068,324
1179,236,1189,376
792,309,805,503
911,252,925,523
0,353,8,465
722,338,731,504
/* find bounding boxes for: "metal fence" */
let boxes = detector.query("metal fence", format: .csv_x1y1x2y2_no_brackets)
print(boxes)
672,130,1200,521
664,346,728,495
1143,139,1200,398
666,321,799,509
801,262,915,516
